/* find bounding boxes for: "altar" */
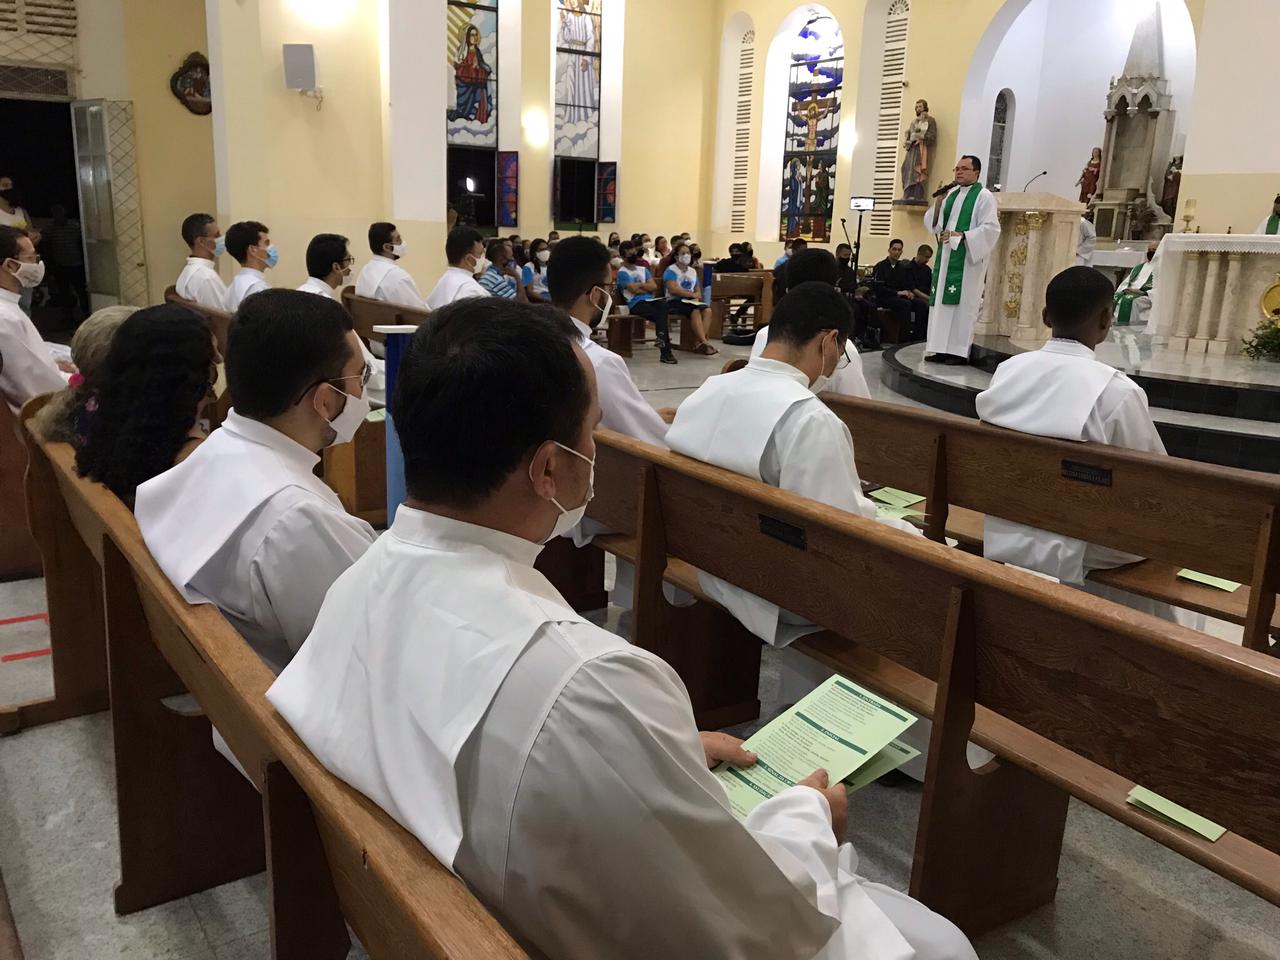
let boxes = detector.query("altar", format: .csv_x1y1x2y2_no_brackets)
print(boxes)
1149,234,1280,353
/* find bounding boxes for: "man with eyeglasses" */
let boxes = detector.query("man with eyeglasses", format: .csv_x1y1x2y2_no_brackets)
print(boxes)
298,233,386,404
137,289,376,676
668,282,922,678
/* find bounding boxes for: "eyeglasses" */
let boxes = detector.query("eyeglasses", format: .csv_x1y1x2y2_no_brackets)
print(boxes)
836,339,851,370
330,360,373,390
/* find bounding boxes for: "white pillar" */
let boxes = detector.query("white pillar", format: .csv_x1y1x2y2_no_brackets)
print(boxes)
1190,252,1222,353
1168,250,1201,351
1210,252,1245,355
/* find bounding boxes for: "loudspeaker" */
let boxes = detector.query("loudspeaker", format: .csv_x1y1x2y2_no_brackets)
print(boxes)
282,44,317,91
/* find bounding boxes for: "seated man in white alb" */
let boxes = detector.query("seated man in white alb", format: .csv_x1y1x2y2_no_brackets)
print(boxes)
297,232,385,405
977,266,1193,626
136,289,376,674
750,249,870,399
175,212,228,310
1111,240,1158,326
0,225,66,413
354,221,429,310
425,226,488,309
222,220,275,313
266,297,976,960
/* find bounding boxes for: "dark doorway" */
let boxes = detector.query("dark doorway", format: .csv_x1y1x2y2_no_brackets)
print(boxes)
554,157,596,226
0,97,86,334
446,146,497,230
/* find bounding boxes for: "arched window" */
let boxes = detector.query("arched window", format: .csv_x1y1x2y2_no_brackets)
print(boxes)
780,12,844,242
987,88,1015,192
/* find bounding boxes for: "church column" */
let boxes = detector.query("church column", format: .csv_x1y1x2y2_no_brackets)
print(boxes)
1191,253,1223,353
1211,253,1245,355
1168,251,1202,352
1013,213,1045,340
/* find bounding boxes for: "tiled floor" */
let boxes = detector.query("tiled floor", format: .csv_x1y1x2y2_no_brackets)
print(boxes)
1,339,1275,959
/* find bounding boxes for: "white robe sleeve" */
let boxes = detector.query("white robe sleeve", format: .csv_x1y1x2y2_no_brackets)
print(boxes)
248,497,376,656
596,352,670,447
385,269,430,310
773,407,922,537
507,644,841,960
1,317,67,413
963,190,1001,265
922,201,942,235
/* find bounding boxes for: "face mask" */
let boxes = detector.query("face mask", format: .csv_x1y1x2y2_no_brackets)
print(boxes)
536,249,551,264
261,244,279,269
7,259,44,288
390,242,407,258
536,441,596,543
323,383,371,447
678,253,692,266
810,335,839,395
212,236,226,258
473,256,491,275
591,286,613,325
838,257,851,267
610,256,623,268
0,189,15,203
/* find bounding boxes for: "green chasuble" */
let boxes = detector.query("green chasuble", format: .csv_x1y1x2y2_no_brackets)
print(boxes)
1112,261,1154,325
1267,214,1279,236
929,183,984,307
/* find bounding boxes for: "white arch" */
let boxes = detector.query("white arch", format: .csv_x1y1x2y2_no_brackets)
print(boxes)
956,0,1195,199
711,12,755,234
754,4,845,243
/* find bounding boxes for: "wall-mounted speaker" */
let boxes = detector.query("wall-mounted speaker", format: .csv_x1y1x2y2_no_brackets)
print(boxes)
282,44,317,91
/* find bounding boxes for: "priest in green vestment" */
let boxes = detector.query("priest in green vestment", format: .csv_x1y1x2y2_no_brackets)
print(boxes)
1255,194,1280,235
1113,241,1159,326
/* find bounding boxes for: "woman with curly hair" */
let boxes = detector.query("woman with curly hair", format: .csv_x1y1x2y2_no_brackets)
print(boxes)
31,305,137,444
74,304,219,506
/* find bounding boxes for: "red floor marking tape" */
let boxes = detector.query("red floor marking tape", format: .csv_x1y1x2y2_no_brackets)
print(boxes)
0,613,49,627
0,647,51,664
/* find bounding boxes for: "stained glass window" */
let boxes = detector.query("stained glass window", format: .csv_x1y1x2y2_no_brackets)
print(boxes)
497,150,519,226
554,0,602,160
446,0,498,148
596,161,616,223
779,12,843,243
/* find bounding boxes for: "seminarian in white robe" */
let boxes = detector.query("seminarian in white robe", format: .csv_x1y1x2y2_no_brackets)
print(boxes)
175,256,229,311
976,338,1197,626
267,505,976,960
425,265,488,310
1075,216,1097,266
0,287,66,414
297,276,387,406
354,254,429,311
224,267,270,313
922,182,1000,359
135,409,376,673
751,324,871,399
573,316,668,446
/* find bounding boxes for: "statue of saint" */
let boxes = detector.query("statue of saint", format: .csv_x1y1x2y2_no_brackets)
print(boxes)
1076,147,1102,203
900,99,937,202
1160,155,1182,218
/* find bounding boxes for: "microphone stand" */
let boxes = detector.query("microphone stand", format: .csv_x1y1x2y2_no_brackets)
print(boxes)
841,215,865,278
1022,170,1048,191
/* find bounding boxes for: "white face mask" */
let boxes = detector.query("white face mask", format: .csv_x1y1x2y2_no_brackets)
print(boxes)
610,256,623,268
678,253,692,266
389,242,407,258
591,286,613,326
536,441,596,543
7,258,44,289
323,383,372,447
536,249,551,264
810,334,840,395
472,256,491,276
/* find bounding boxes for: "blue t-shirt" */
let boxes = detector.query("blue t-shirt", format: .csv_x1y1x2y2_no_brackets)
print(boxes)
479,264,517,299
617,264,654,307
774,253,791,269
663,264,699,300
520,263,550,300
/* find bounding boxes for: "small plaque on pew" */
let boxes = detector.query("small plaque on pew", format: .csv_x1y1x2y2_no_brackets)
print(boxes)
759,514,806,550
1061,460,1112,486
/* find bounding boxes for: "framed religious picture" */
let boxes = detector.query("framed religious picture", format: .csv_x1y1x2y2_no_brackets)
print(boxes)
170,52,212,116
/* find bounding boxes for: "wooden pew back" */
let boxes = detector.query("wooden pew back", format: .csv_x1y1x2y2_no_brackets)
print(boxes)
0,384,40,579
341,286,431,344
165,286,232,357
40,438,528,959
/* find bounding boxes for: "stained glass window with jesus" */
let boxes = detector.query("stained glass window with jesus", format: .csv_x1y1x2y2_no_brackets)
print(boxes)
779,13,844,243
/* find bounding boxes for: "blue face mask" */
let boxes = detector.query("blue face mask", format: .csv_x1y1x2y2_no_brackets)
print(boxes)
263,244,279,269
212,235,226,258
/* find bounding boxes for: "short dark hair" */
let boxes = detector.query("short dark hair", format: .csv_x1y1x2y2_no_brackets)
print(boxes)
791,238,809,250
918,244,934,257
446,226,484,265
768,281,855,346
226,289,355,419
889,238,904,249
74,305,215,505
548,236,612,308
181,213,215,248
392,298,590,507
1044,266,1114,332
785,248,839,287
369,221,396,255
306,234,350,280
225,221,268,264
728,243,743,255
0,225,28,262
835,243,851,255
485,238,508,262
961,155,982,174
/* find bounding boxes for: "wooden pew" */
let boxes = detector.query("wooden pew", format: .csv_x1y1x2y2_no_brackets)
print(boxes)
164,286,231,357
321,415,388,528
0,398,108,735
591,429,1280,936
0,384,40,582
709,272,764,340
822,394,1280,652
38,428,527,957
340,286,430,344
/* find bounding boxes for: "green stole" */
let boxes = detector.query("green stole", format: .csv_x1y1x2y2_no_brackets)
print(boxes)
1267,214,1279,235
1112,262,1152,325
930,183,983,306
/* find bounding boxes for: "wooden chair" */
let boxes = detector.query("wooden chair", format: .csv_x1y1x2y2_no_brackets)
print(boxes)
604,311,632,358
720,358,748,375
586,430,1280,936
38,433,527,958
822,394,1280,652
0,384,40,582
709,273,764,340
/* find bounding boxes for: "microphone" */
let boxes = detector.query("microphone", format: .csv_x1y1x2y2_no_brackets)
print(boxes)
932,181,958,199
1023,170,1048,191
